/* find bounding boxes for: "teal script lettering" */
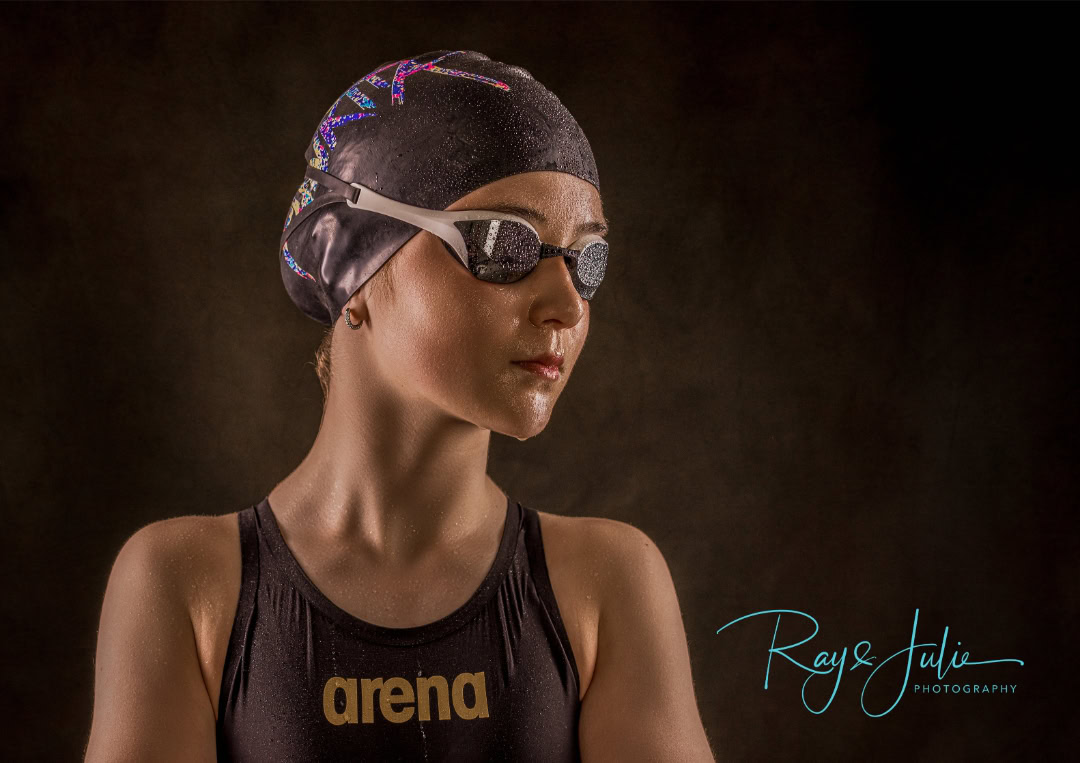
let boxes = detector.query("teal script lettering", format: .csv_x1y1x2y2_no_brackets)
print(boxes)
715,608,1023,717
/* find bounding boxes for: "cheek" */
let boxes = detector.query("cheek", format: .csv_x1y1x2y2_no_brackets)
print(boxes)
369,240,589,428
376,259,511,397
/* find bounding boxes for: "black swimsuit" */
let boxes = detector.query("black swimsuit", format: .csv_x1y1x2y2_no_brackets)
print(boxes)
216,494,581,761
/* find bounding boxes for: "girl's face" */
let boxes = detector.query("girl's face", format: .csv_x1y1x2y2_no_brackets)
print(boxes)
356,170,607,439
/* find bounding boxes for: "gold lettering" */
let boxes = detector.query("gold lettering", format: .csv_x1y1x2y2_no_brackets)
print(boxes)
325,672,490,724
322,677,358,725
380,677,416,723
360,678,383,724
416,675,452,721
452,672,489,720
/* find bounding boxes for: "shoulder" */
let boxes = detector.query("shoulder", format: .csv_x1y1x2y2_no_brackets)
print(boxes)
541,513,715,760
535,509,654,548
112,511,241,617
108,512,245,695
535,510,677,652
117,511,239,573
537,510,670,598
533,511,666,699
87,512,239,758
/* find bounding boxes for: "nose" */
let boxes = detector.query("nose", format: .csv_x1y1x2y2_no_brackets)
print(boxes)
525,256,586,328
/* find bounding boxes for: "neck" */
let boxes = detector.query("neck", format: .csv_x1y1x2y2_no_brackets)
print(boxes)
267,354,504,561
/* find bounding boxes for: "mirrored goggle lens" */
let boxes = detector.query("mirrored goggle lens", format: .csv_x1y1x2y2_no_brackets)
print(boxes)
571,241,608,300
454,219,540,284
452,220,608,300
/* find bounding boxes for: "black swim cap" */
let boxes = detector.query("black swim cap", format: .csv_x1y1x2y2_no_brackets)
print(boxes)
278,50,600,326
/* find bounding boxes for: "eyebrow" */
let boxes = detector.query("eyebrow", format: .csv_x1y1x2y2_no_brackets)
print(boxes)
483,203,609,238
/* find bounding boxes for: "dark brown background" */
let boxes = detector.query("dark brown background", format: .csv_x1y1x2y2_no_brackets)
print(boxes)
2,2,1076,760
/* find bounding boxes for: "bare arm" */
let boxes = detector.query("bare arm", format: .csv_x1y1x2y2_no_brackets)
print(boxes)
579,522,715,762
84,521,217,762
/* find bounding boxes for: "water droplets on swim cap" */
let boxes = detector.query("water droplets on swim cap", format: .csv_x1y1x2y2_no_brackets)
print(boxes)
278,50,600,326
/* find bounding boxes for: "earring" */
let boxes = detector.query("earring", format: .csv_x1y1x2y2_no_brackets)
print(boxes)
343,306,362,330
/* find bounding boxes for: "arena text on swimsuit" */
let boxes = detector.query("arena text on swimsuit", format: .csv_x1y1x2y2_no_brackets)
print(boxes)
322,671,489,725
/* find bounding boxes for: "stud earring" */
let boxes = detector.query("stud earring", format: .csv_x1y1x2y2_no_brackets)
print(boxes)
343,306,362,330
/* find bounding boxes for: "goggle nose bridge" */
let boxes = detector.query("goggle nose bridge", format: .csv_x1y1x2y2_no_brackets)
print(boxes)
538,242,581,263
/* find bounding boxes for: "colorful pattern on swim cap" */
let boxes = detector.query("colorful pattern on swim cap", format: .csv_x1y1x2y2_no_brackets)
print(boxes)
280,81,378,282
362,52,510,105
282,241,316,282
314,85,378,168
283,175,317,232
361,68,390,89
318,105,376,153
280,169,322,281
280,52,510,283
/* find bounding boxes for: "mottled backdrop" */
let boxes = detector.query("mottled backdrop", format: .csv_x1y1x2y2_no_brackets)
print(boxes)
2,2,1075,760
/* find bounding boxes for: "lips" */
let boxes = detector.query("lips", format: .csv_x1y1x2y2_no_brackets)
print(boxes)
520,352,564,368
512,352,564,381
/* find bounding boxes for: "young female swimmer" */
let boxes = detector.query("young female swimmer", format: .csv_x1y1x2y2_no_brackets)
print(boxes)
85,50,716,762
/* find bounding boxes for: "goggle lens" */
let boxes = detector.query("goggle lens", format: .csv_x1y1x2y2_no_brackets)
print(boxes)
572,241,608,300
452,220,608,300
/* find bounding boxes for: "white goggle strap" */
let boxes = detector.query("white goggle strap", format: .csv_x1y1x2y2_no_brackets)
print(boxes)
345,181,471,267
298,165,536,269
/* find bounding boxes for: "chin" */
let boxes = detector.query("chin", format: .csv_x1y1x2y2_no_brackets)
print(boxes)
483,407,554,441
459,376,561,437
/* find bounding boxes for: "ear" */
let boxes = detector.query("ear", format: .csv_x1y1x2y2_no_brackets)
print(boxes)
341,289,372,327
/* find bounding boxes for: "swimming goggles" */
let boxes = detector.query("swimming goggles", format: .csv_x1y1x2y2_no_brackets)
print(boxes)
300,165,608,300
